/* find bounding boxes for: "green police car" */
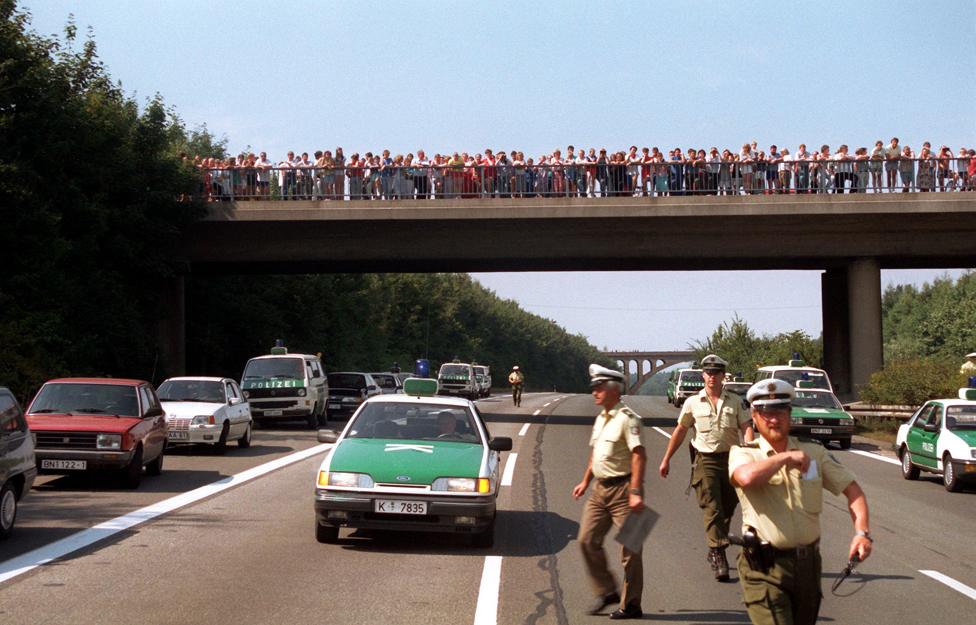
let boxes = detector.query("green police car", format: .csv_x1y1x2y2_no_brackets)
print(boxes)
667,368,704,407
313,378,512,547
896,389,976,492
789,388,855,449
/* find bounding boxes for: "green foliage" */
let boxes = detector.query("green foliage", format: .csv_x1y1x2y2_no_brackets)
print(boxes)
691,315,822,380
0,3,205,399
185,273,608,393
858,359,967,406
882,271,976,362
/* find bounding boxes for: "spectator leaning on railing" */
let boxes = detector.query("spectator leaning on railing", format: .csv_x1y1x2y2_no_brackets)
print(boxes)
191,139,975,201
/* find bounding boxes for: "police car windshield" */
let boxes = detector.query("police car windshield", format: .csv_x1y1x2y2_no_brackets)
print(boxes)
30,383,140,416
680,370,703,383
946,406,976,430
157,380,224,403
774,370,830,389
243,358,304,380
792,391,842,410
440,365,469,377
347,402,481,443
328,373,366,389
370,374,397,389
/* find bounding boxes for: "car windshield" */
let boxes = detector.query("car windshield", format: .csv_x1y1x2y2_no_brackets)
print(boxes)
473,366,487,375
157,380,224,403
946,406,976,430
346,402,481,443
773,370,830,389
792,390,842,409
30,383,140,416
243,358,304,380
328,373,366,389
371,374,398,389
440,365,469,377
680,371,703,384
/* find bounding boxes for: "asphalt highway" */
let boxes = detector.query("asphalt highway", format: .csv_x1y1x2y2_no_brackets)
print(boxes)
1,393,973,624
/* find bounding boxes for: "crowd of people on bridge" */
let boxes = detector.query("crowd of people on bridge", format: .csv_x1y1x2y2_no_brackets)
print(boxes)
188,138,976,202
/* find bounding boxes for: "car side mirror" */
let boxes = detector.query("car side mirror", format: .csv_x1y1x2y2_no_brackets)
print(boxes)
317,429,339,444
228,397,239,406
488,437,513,452
368,385,377,392
144,406,164,418
923,422,939,433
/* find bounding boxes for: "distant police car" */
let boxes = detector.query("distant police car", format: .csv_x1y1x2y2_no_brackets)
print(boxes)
755,359,833,392
313,378,512,547
896,388,976,492
789,388,854,449
667,368,704,407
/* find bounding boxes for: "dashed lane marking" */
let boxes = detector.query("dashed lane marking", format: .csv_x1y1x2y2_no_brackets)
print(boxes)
652,426,672,439
847,449,901,466
474,556,503,625
532,409,541,416
500,453,518,487
518,423,530,437
0,443,333,585
919,570,976,600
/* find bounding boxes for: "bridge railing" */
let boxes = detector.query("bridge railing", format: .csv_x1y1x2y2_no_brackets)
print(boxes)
195,158,975,202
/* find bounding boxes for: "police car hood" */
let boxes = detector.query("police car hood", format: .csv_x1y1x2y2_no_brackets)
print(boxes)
161,401,222,418
328,438,484,484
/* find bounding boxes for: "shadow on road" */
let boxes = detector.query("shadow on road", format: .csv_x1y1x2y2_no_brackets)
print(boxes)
635,609,752,622
164,443,297,458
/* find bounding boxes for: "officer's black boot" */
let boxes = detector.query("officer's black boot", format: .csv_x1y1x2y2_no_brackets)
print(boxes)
715,546,730,581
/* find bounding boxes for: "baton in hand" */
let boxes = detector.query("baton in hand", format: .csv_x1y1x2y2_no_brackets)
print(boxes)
831,554,861,592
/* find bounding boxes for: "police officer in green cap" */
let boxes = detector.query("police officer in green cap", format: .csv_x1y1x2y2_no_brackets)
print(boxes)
730,379,873,625
659,354,753,580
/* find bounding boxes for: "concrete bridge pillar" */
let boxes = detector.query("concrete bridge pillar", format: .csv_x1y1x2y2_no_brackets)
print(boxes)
846,258,883,399
821,268,851,397
156,275,186,381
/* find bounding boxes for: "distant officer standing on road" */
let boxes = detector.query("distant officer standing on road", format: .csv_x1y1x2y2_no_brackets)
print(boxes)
960,352,976,379
508,365,524,407
572,364,647,620
658,354,753,581
730,379,872,625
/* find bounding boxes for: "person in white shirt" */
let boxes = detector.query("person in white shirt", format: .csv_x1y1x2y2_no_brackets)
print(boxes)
778,149,793,193
255,152,274,197
833,145,854,194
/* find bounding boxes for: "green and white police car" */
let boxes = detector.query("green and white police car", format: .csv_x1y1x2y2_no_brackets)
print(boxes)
789,388,855,449
667,368,704,407
755,359,833,392
896,388,976,492
313,378,512,547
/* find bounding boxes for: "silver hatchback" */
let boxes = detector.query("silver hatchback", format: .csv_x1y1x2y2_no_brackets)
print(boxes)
1,387,36,539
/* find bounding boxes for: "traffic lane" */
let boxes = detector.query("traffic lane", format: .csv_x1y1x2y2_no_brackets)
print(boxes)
0,421,524,625
643,396,976,621
0,426,320,563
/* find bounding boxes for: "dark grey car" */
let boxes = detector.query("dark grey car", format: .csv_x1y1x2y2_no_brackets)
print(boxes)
1,387,37,539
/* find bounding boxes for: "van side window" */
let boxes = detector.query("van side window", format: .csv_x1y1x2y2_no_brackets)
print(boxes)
310,360,322,378
0,393,24,432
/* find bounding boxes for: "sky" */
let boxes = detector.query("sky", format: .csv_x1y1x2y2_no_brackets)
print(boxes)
19,1,975,351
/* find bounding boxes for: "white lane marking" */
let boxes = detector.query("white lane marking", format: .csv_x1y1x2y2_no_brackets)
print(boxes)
919,570,976,600
652,426,672,439
543,402,551,407
0,443,333,585
518,423,530,437
500,453,518,487
532,409,541,416
848,449,901,466
474,556,503,625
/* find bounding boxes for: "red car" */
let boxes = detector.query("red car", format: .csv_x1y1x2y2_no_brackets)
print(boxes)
26,378,168,488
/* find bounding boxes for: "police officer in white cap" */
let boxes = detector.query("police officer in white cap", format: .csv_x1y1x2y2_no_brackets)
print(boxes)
961,352,976,378
659,354,753,581
572,364,646,619
729,379,872,625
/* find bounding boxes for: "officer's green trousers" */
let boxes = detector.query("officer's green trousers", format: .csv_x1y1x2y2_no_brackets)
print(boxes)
691,451,738,548
737,548,822,625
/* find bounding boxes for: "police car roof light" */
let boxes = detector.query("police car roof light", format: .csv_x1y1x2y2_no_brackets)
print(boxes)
403,378,438,397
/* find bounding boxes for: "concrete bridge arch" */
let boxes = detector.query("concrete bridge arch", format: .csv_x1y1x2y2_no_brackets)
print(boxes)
603,350,696,395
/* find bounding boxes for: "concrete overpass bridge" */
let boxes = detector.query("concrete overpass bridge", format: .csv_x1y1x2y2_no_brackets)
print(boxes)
162,192,976,399
602,351,696,395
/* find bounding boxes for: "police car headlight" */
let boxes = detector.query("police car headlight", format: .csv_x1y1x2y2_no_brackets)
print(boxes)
319,471,374,488
96,433,122,450
432,477,490,493
790,416,802,425
192,415,215,426
297,388,306,397
840,418,854,427
242,390,250,399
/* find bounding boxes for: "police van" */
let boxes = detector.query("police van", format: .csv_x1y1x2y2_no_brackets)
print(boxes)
754,359,833,392
667,368,704,407
241,344,328,428
437,362,479,400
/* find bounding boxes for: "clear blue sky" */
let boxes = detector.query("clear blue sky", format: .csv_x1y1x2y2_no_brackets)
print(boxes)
21,1,975,351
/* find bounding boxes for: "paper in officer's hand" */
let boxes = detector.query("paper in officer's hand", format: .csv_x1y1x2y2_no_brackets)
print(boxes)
614,507,658,554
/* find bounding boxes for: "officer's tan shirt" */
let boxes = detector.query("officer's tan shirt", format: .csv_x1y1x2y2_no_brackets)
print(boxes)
729,435,855,549
589,404,644,479
961,361,976,376
678,389,750,453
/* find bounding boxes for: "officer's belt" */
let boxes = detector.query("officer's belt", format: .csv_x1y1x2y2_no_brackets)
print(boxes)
771,539,820,560
596,474,631,487
696,450,729,457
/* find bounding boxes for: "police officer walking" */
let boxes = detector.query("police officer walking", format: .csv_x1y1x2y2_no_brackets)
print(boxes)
658,354,753,581
508,365,524,407
730,379,873,625
572,364,647,620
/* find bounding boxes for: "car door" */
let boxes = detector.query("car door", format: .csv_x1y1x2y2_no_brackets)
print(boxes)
307,359,326,407
139,386,166,460
918,404,943,468
907,403,938,469
0,391,29,479
223,380,245,436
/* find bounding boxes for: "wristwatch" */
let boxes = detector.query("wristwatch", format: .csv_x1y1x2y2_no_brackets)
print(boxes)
855,530,873,542
628,488,642,495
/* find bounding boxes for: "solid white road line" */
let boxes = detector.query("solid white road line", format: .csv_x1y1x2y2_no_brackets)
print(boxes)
847,449,901,466
0,443,333,585
919,570,976,600
652,426,672,439
500,453,518,487
474,556,503,625
518,423,530,437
